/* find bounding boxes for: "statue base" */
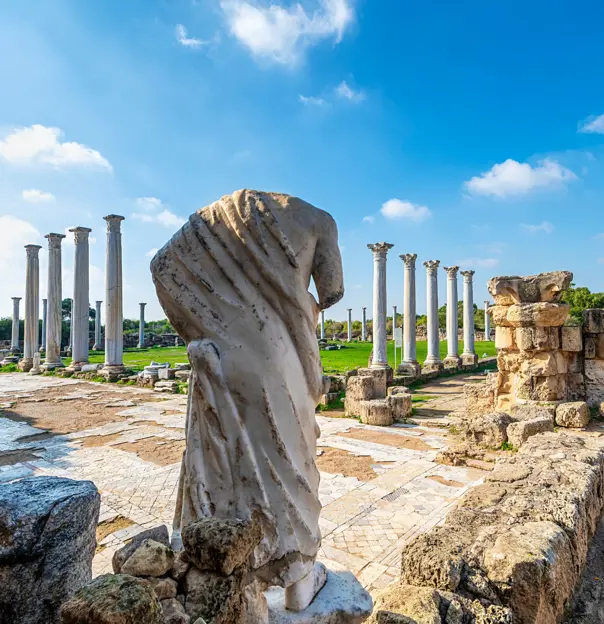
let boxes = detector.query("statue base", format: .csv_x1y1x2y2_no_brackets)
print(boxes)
41,361,64,371
100,364,127,382
397,361,421,378
266,569,373,623
422,360,443,374
461,353,479,367
443,356,461,370
18,358,33,372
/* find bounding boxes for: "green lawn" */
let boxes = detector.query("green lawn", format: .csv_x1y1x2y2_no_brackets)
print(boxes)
62,340,496,374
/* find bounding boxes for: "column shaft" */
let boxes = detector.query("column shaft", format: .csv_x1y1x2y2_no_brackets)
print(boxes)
93,301,103,350
400,254,419,374
443,266,460,367
392,305,398,340
484,301,491,340
138,303,146,348
361,308,367,341
347,309,352,342
320,310,325,340
103,215,125,370
70,228,92,368
41,299,47,351
423,260,442,370
11,297,21,351
461,270,478,366
43,233,66,369
20,245,41,371
368,242,393,368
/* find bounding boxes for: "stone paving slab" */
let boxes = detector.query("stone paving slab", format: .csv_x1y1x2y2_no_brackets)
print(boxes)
0,372,485,592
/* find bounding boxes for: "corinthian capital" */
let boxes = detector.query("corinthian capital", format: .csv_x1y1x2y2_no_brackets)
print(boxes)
104,214,125,233
400,253,417,268
423,260,440,273
69,226,92,245
25,244,42,258
45,233,66,249
443,265,459,278
368,242,394,256
461,270,475,281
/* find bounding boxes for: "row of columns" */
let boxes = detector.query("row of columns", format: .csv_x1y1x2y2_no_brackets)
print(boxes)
14,215,134,376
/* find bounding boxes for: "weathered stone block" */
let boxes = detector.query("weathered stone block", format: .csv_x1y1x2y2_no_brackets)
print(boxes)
113,525,169,573
461,353,478,368
583,308,604,334
561,326,582,352
158,367,177,380
489,305,513,327
530,375,566,402
464,379,495,416
506,303,569,328
495,327,515,350
515,326,560,351
182,517,262,576
566,373,586,401
597,334,604,360
555,401,590,428
387,394,412,421
319,392,340,406
60,574,163,624
183,567,244,624
387,386,410,396
585,360,604,406
585,335,597,359
0,477,100,624
507,416,553,448
487,271,572,305
519,351,559,377
358,367,389,398
155,381,179,393
161,597,190,624
344,375,374,417
359,399,394,426
422,361,444,374
121,539,174,578
463,412,512,449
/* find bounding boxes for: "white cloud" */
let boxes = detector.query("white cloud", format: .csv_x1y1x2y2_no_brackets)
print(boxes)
521,221,554,234
335,80,364,102
362,215,375,224
176,24,206,48
579,114,604,134
132,197,187,229
457,257,499,269
464,158,576,198
380,199,431,222
299,94,328,106
220,0,354,64
0,124,112,171
146,248,159,258
21,189,55,203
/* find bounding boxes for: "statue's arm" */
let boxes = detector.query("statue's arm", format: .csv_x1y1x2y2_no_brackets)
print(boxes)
312,213,344,310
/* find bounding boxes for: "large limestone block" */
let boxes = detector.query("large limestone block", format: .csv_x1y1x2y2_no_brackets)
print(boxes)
359,399,394,426
506,416,553,448
515,326,560,351
566,372,586,401
489,305,513,327
495,326,515,350
345,376,374,417
368,584,441,624
487,271,572,305
60,574,163,624
183,566,245,623
555,401,590,428
584,335,597,359
357,367,388,398
583,308,604,334
181,517,262,576
113,525,169,573
530,374,566,402
387,393,412,421
120,539,174,577
462,412,512,449
463,378,496,416
0,476,100,624
561,325,582,352
505,303,570,328
584,360,604,406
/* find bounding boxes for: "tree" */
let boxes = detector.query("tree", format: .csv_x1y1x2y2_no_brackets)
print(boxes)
561,285,604,322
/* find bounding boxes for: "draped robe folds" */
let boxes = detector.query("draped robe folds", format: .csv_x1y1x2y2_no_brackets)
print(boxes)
151,190,342,587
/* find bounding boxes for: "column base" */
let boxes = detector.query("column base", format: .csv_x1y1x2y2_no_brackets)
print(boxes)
461,353,479,367
41,361,65,371
100,364,127,382
422,360,444,374
397,360,421,377
443,355,461,370
19,358,33,372
65,361,88,373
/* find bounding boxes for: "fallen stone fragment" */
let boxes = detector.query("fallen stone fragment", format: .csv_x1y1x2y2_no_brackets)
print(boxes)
170,550,190,581
368,584,441,624
120,539,174,577
463,412,512,449
183,567,244,624
112,525,170,573
182,517,262,576
149,576,178,599
487,271,572,305
359,399,393,426
155,381,179,393
506,416,553,448
555,401,590,428
60,574,163,624
161,597,190,624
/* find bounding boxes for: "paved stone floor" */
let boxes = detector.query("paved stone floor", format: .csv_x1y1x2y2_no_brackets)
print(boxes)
0,372,487,594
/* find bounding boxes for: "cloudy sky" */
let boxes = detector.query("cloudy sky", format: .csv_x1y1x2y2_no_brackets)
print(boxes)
1,0,603,322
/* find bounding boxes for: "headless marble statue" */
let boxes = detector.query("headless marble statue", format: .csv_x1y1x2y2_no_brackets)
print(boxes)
151,189,344,611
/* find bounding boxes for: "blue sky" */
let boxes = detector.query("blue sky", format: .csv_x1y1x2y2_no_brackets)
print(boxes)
1,0,603,322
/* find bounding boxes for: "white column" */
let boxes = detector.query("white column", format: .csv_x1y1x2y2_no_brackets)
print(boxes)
423,260,442,371
400,254,420,376
20,245,41,371
66,299,74,355
41,298,47,352
443,266,460,368
361,307,367,341
461,270,478,366
484,301,491,340
11,297,21,352
93,301,103,350
347,309,352,342
392,305,398,340
320,310,325,340
138,303,146,348
368,242,393,368
69,227,92,369
103,215,125,374
42,233,66,370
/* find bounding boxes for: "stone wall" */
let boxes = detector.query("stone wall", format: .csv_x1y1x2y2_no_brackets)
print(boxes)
369,433,604,624
583,309,604,408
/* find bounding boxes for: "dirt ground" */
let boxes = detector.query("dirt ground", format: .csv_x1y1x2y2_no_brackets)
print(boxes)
316,447,394,481
78,433,125,448
96,516,134,544
114,438,185,466
425,475,464,488
338,427,435,452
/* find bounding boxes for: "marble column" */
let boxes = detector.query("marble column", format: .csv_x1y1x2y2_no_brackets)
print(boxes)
361,307,367,341
443,266,461,369
347,309,352,342
138,303,147,348
19,245,41,371
484,301,491,340
68,227,92,370
400,254,420,376
93,301,103,350
102,215,125,376
10,297,21,353
461,270,478,366
320,310,325,340
423,260,443,372
392,305,398,340
368,242,393,369
41,298,47,352
66,299,74,356
42,233,66,370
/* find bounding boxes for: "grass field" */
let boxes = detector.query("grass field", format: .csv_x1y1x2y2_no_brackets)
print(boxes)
61,340,497,374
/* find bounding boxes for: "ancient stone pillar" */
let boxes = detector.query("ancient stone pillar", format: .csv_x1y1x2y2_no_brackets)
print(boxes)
347,308,352,342
68,227,92,370
41,298,47,353
461,270,478,366
361,307,367,341
488,272,574,411
19,245,41,371
93,301,102,350
10,297,21,353
42,233,66,370
484,301,491,340
423,260,443,372
392,305,398,340
102,215,125,377
320,310,325,340
138,303,146,348
368,242,394,368
443,266,460,369
400,254,420,376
